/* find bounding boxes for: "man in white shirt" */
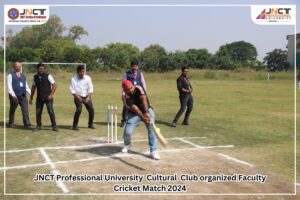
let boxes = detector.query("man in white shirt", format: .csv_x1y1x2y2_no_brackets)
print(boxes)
29,63,58,132
70,65,95,130
6,62,31,128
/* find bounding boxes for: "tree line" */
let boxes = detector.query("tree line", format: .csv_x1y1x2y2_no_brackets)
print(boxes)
0,15,293,72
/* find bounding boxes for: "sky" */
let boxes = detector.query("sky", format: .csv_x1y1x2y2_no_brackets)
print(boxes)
1,0,299,61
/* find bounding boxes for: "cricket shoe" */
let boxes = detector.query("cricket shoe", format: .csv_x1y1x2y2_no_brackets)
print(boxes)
150,151,160,160
121,145,130,153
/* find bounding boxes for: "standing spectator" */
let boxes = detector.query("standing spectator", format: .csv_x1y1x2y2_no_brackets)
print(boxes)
70,65,95,130
6,62,31,128
121,80,160,160
120,59,147,127
29,63,58,132
171,66,193,127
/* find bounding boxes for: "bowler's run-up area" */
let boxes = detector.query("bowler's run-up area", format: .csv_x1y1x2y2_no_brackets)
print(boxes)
0,71,299,199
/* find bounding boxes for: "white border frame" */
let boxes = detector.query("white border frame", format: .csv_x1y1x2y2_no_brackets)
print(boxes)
3,4,297,196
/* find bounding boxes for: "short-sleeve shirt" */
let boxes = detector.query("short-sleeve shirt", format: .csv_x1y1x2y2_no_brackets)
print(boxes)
126,85,150,113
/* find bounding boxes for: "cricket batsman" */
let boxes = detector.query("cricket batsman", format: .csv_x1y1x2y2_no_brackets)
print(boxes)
121,80,160,160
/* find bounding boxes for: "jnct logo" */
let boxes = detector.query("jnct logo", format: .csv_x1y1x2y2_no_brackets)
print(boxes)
20,9,47,16
256,8,291,20
5,5,49,25
7,8,19,20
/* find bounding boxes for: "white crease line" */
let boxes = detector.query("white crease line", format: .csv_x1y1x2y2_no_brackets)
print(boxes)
177,138,234,149
1,142,122,153
177,138,205,148
203,145,234,149
1,145,235,171
39,148,69,193
0,137,207,153
2,147,203,170
218,153,255,168
1,162,49,170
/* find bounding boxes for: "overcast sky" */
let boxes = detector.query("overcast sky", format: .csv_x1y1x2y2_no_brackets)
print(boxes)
1,0,299,61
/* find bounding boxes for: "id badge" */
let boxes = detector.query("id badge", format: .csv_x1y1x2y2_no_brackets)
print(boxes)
20,82,24,87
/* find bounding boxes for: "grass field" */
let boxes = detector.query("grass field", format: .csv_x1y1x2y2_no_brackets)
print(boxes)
0,69,299,199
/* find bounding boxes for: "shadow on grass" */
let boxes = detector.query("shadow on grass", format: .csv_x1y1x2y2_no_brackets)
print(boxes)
1,121,32,131
155,119,172,127
77,145,148,171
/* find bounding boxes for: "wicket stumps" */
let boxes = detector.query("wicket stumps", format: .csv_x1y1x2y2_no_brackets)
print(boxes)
107,106,118,143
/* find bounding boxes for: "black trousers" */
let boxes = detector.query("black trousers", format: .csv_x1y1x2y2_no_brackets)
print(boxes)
8,94,31,126
73,97,94,127
173,94,193,124
36,98,56,127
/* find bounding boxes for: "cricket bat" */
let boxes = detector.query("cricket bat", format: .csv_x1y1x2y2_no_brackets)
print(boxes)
151,123,168,146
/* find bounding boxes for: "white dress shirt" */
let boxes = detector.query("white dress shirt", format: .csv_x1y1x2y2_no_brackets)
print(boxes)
7,73,31,97
70,75,93,97
32,74,55,86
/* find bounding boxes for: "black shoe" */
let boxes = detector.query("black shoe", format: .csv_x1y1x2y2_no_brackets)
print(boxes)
170,122,176,127
7,124,13,128
72,126,79,131
24,124,32,128
88,124,95,129
182,121,189,125
32,126,41,132
120,121,126,128
52,127,59,132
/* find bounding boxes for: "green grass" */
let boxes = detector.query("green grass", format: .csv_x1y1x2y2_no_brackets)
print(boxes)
0,69,298,196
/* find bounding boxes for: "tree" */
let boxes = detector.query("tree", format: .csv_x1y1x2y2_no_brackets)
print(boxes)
40,40,62,62
38,15,65,40
9,15,65,49
213,46,237,70
185,48,211,69
20,47,37,61
1,29,14,47
68,25,88,41
248,60,266,71
263,49,290,71
142,44,167,72
101,43,141,70
7,48,22,62
166,51,188,71
220,41,257,64
63,46,81,62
